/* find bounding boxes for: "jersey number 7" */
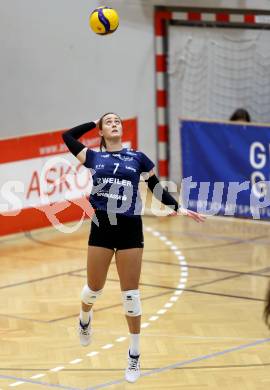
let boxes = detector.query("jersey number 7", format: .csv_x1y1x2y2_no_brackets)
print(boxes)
113,163,119,174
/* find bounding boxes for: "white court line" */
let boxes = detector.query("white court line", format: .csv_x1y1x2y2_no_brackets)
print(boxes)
180,278,187,283
141,323,150,328
141,228,188,331
9,382,24,387
86,351,99,357
177,283,186,289
69,359,82,364
30,374,46,379
145,226,153,232
49,366,65,372
149,316,159,321
174,290,183,296
101,344,114,349
115,337,127,342
179,261,187,266
157,309,167,315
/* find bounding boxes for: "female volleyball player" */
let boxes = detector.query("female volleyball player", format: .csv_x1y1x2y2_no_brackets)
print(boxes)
62,113,205,383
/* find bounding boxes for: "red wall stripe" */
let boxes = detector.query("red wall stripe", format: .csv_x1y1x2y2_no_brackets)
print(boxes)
158,125,168,142
216,13,230,22
244,14,256,23
0,118,137,164
158,160,169,177
157,90,167,107
156,55,166,72
155,11,172,36
188,12,201,21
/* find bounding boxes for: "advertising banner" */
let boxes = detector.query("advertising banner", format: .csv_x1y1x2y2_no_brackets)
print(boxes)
0,118,137,235
181,120,270,219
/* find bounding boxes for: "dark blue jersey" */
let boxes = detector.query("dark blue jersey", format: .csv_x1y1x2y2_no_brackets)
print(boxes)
83,148,155,216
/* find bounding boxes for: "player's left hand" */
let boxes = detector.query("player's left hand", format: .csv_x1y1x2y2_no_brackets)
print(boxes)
170,208,206,223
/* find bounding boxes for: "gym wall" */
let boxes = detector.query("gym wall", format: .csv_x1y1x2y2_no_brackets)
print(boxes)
1,0,270,170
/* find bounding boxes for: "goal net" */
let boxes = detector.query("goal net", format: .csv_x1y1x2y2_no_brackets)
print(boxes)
168,26,270,184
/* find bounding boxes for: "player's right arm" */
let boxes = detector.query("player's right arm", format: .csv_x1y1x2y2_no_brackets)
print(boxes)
145,170,206,223
62,120,99,164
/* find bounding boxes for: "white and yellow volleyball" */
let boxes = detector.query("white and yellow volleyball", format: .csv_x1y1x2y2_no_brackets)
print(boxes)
89,6,119,35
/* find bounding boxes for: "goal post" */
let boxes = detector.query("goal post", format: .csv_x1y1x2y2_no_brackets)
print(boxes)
154,6,270,184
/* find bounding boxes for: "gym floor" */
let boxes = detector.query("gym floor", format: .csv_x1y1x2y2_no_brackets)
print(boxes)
1,214,270,389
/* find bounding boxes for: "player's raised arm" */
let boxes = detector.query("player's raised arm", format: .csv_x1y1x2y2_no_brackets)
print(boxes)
62,120,98,164
145,170,206,223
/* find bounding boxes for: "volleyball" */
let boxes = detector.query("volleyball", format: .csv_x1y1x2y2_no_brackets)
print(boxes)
89,6,119,35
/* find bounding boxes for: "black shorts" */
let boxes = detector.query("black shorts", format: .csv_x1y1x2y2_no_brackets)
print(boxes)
88,210,144,250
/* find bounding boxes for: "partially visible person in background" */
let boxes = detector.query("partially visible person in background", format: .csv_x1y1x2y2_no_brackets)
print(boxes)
264,283,270,329
230,108,251,123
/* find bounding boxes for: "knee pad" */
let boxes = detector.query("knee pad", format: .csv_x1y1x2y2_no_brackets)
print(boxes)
81,284,103,305
122,289,142,317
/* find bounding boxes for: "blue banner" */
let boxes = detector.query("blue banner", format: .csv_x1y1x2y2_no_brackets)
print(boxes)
181,120,270,219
